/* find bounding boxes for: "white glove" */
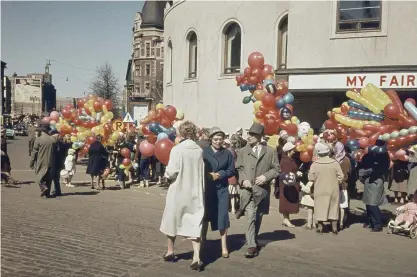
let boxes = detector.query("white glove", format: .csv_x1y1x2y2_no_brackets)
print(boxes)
296,171,303,177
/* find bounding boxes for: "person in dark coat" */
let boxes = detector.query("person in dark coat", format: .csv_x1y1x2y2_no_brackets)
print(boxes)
50,130,71,196
86,135,108,190
389,158,410,204
277,141,300,228
236,123,280,258
28,123,37,156
30,123,56,198
134,134,151,187
359,141,390,232
201,127,235,258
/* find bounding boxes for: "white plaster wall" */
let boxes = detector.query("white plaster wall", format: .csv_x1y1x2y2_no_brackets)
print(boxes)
288,1,417,68
164,1,289,133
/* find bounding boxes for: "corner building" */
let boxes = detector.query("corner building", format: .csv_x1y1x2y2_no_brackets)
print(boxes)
163,0,417,132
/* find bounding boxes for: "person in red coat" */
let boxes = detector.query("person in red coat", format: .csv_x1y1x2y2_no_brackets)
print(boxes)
277,142,300,227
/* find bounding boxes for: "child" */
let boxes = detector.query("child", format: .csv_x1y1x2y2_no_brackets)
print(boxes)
61,149,76,187
393,190,417,229
300,181,315,229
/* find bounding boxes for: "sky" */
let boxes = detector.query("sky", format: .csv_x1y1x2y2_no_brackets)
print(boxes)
1,1,144,98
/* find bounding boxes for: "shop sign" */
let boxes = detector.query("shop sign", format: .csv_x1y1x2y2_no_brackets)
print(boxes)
289,73,417,90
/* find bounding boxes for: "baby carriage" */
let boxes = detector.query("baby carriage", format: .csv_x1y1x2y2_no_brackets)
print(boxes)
387,209,417,239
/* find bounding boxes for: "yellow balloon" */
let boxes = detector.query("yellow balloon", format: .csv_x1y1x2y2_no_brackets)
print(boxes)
77,133,86,141
102,105,108,114
253,90,266,101
111,131,120,141
284,120,291,124
253,117,260,123
55,123,61,131
83,130,92,136
346,90,380,114
156,103,164,110
106,111,114,120
176,109,184,120
70,136,77,143
253,101,262,112
291,116,298,124
94,125,104,135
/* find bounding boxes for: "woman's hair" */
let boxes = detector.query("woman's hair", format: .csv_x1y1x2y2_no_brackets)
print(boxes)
178,121,198,140
229,134,240,149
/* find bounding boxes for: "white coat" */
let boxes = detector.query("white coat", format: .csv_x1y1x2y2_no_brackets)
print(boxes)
300,181,314,207
160,139,205,238
60,154,75,177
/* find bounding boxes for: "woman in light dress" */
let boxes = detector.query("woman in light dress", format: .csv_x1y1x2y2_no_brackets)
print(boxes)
160,121,205,271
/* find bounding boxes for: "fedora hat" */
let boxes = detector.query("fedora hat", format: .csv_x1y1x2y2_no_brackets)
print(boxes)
209,126,225,138
248,123,264,136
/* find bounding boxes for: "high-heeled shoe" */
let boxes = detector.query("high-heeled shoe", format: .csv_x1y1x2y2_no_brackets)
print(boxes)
189,261,203,271
163,253,177,262
316,229,323,234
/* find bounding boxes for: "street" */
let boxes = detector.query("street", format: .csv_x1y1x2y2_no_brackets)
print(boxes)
1,137,416,277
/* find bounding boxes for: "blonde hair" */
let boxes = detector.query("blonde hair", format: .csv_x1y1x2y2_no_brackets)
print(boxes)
178,121,198,141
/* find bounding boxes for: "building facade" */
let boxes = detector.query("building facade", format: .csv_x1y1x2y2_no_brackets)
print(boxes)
125,1,171,123
56,97,74,110
163,0,417,132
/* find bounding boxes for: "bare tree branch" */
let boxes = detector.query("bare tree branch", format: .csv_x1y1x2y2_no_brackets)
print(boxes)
89,62,123,117
150,66,163,107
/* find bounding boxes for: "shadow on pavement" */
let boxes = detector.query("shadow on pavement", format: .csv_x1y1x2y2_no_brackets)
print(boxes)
348,207,395,227
62,191,100,196
257,230,295,247
72,182,91,187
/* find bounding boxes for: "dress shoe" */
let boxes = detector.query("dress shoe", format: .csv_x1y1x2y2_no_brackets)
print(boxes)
189,261,203,271
162,253,177,262
40,187,49,197
371,227,383,232
362,224,372,229
244,247,259,258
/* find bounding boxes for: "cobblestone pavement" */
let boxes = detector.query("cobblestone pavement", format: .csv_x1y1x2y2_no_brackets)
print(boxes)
2,137,416,277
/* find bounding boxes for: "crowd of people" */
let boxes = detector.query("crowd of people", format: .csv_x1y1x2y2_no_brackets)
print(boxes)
2,118,416,272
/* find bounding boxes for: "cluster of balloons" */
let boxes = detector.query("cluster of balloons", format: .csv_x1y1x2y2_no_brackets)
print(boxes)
41,94,118,155
137,104,185,165
294,128,319,163
324,84,417,161
236,51,300,136
118,147,134,176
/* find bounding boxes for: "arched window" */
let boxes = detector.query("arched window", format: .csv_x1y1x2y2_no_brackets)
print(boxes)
167,40,173,83
187,31,198,79
277,16,288,70
223,22,241,74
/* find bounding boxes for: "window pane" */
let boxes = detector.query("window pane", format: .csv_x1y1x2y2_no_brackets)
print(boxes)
156,48,161,57
141,49,144,56
338,22,358,31
339,0,381,21
225,23,241,71
360,21,380,29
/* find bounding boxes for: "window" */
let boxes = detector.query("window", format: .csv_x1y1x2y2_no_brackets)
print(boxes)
138,64,142,76
277,16,288,70
134,69,139,77
156,48,161,57
135,86,140,95
167,41,173,83
187,31,198,78
162,46,164,56
141,48,145,57
160,63,164,74
337,0,382,32
134,49,139,58
146,64,150,76
151,48,155,56
145,82,150,91
135,22,140,31
146,42,151,57
223,22,241,74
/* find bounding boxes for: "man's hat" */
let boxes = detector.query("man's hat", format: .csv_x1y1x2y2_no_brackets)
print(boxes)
248,123,264,136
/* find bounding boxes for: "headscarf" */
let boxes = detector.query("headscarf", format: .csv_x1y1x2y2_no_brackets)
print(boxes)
334,141,346,163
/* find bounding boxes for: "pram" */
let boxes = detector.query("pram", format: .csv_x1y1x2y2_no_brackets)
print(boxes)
387,210,417,239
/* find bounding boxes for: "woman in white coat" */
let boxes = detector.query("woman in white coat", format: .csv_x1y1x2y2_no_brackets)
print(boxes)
160,121,205,271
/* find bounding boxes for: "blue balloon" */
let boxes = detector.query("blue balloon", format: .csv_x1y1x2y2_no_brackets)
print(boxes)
240,84,248,92
346,139,360,152
157,133,169,141
248,84,256,91
283,92,294,104
276,98,286,109
149,122,161,134
165,127,176,137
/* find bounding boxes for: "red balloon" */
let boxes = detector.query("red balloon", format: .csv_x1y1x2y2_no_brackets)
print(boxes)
122,158,132,167
261,64,274,79
154,138,174,166
261,93,276,108
61,109,71,119
341,105,349,115
259,105,271,113
300,151,312,163
87,94,97,101
256,84,264,91
285,104,293,113
307,145,314,156
104,100,113,111
164,105,177,121
363,124,379,133
358,137,370,149
86,136,97,145
161,117,172,128
147,133,157,144
251,68,262,79
139,140,155,157
324,119,338,130
77,98,86,108
405,98,416,106
244,67,253,78
64,103,73,110
120,148,131,159
156,108,166,119
384,103,399,119
93,101,103,112
248,76,259,85
286,123,298,136
255,111,265,120
406,133,417,143
368,132,381,145
73,119,83,126
248,52,265,69
141,125,151,136
235,74,244,85
386,89,405,115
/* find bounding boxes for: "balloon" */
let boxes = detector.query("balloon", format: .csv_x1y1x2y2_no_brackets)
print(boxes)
235,74,245,85
261,93,276,108
165,105,177,121
253,101,262,112
346,90,380,114
149,122,161,134
157,132,169,141
248,52,265,69
244,67,253,78
324,119,338,130
50,111,59,121
280,107,292,120
93,101,103,112
77,98,86,108
358,137,370,149
104,99,113,111
282,93,294,105
346,139,360,152
384,103,400,119
300,151,312,163
385,89,405,115
121,148,131,159
61,109,71,119
86,136,97,145
275,97,285,109
242,96,252,104
286,123,298,136
404,101,417,121
154,138,174,165
261,64,274,79
156,103,164,110
253,90,265,101
122,158,132,167
139,140,155,157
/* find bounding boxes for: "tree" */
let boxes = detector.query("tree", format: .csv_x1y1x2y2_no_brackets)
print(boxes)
150,67,164,107
89,62,122,117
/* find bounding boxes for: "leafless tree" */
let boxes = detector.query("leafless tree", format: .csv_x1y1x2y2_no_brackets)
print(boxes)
149,67,164,108
89,62,122,117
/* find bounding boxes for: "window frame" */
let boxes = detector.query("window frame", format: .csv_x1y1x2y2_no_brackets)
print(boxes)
146,42,151,57
187,31,198,79
222,22,242,75
336,0,382,33
167,40,173,84
277,15,288,70
145,63,151,76
145,81,151,92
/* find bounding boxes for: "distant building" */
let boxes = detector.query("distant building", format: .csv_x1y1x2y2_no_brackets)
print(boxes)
56,97,74,110
1,61,9,114
125,1,172,123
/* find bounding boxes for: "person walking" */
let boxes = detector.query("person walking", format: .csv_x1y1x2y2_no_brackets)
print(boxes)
30,123,56,198
86,135,108,190
359,141,390,232
160,121,205,271
390,157,410,204
28,123,37,156
236,123,280,258
277,142,300,228
134,134,152,188
308,142,344,235
334,142,352,230
407,146,417,201
50,130,70,196
201,127,235,258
